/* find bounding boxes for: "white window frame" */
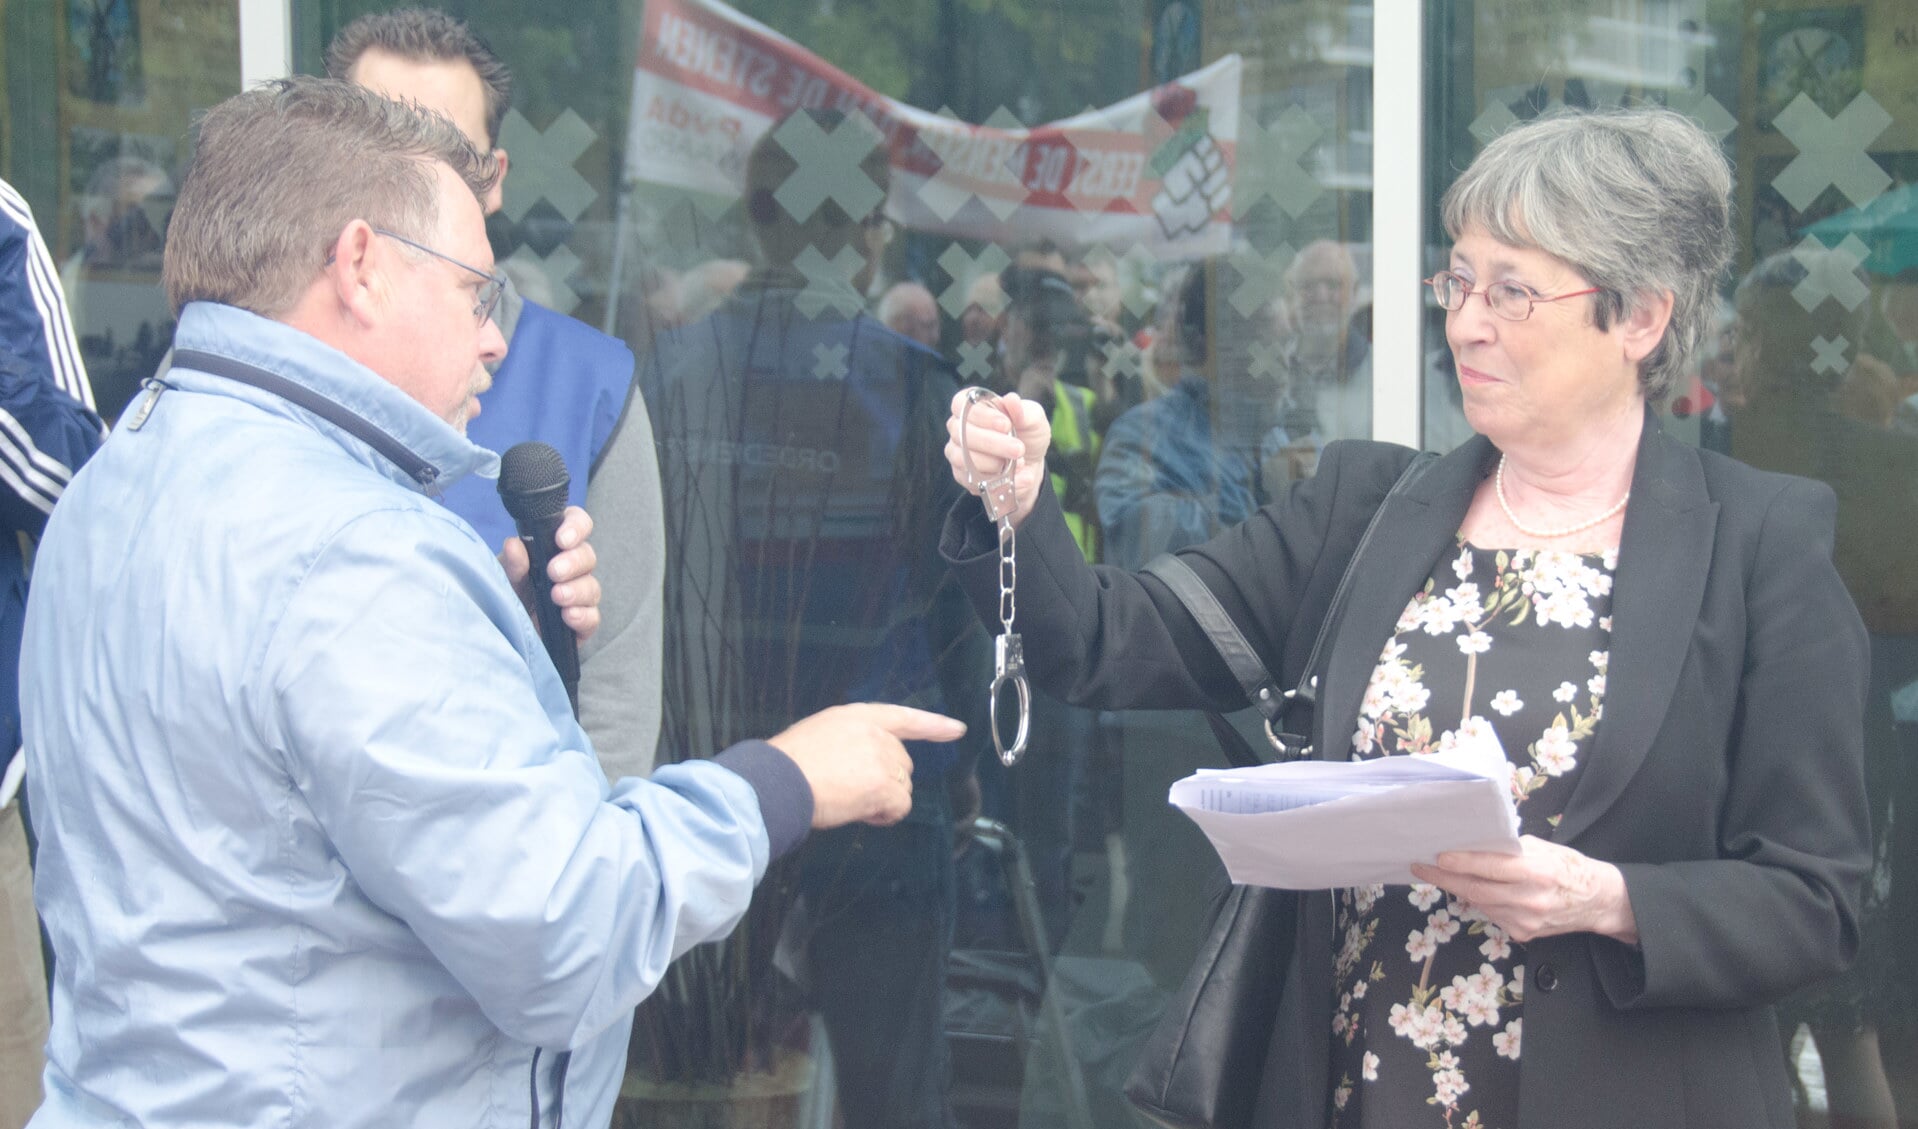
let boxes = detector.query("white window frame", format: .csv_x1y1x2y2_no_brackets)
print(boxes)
1371,1,1425,448
239,0,293,89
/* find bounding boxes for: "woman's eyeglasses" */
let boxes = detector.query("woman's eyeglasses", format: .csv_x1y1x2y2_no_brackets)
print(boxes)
1424,270,1601,322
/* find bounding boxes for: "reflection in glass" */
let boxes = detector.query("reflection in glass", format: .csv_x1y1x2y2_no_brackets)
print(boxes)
5,3,238,422
607,0,1377,1123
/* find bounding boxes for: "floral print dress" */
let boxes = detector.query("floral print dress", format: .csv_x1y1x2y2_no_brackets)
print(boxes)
1326,541,1617,1129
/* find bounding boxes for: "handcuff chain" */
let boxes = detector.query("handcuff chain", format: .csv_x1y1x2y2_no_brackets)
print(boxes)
959,386,1031,766
998,520,1016,633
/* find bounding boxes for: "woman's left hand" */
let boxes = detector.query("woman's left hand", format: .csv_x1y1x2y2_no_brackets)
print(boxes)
1410,835,1639,945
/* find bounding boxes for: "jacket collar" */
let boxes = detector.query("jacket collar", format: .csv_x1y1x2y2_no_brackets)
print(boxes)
167,302,499,494
1314,436,1488,772
1315,408,1716,842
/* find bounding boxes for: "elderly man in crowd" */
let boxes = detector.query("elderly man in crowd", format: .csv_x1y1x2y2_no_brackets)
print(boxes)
1274,237,1369,444
879,280,941,350
20,77,951,1129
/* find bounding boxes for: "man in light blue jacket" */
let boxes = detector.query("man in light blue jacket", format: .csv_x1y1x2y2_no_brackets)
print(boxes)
19,78,953,1129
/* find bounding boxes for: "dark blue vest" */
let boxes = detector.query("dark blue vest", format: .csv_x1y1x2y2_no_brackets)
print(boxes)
441,299,635,550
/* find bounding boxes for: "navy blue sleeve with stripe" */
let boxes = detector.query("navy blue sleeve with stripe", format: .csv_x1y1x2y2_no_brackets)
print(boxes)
0,350,101,536
0,179,103,536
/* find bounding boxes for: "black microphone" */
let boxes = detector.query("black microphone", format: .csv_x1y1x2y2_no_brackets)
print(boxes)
498,441,581,716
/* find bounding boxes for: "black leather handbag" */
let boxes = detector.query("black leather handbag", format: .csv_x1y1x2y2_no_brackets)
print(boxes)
1121,452,1434,1129
1122,878,1296,1129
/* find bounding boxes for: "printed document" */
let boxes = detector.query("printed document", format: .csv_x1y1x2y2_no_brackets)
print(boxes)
1169,730,1522,889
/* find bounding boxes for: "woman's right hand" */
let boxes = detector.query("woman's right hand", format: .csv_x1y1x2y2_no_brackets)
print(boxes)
945,389,1051,530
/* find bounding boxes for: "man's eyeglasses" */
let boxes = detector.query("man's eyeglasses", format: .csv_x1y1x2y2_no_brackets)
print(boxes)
372,228,506,325
1424,270,1602,322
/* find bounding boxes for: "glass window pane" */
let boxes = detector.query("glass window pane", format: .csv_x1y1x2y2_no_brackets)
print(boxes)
14,0,1918,1125
609,3,1376,1123
290,1,1370,1124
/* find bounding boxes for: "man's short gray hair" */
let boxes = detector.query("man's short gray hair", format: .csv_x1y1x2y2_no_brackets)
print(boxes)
1441,106,1733,402
163,76,497,318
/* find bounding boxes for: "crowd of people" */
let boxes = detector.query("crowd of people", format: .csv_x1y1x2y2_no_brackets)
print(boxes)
621,234,1380,561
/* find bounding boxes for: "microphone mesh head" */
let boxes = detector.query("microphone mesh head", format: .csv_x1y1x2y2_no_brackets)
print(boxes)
497,442,570,522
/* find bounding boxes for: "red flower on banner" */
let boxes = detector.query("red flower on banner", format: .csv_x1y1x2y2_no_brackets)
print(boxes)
1668,376,1717,419
1152,82,1199,127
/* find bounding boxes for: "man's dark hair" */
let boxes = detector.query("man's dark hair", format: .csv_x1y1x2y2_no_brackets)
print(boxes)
325,7,513,147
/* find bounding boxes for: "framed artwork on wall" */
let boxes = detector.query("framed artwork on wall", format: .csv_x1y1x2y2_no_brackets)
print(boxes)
64,0,145,107
1755,6,1864,131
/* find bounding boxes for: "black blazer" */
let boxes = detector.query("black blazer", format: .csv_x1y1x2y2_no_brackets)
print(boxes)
943,414,1871,1128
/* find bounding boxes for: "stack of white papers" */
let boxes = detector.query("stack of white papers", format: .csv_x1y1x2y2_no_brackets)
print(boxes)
1169,739,1521,889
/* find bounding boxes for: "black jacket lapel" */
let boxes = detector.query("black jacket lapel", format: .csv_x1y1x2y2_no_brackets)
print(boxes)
1315,437,1492,761
1553,415,1716,842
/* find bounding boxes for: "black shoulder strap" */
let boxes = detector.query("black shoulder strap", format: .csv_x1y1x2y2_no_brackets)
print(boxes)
1144,449,1437,765
1143,554,1284,719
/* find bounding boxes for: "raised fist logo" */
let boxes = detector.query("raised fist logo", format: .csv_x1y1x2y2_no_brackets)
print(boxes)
1149,110,1229,241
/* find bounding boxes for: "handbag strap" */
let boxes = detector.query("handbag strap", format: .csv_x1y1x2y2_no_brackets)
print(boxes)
1143,450,1437,764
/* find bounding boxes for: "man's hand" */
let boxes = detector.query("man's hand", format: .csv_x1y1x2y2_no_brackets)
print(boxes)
768,703,966,829
499,505,601,642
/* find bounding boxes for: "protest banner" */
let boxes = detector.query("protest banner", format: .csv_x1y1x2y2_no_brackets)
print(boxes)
625,0,1240,255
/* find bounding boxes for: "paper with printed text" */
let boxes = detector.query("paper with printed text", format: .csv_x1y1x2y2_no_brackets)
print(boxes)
1169,736,1522,889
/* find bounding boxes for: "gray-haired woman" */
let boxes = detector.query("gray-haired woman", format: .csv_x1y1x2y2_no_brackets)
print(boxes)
941,106,1870,1128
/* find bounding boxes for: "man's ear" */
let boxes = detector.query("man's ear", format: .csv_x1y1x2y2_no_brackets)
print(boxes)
483,148,509,215
1621,289,1676,367
326,220,383,328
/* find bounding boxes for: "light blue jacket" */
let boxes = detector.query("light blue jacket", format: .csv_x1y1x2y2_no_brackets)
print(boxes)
21,302,813,1129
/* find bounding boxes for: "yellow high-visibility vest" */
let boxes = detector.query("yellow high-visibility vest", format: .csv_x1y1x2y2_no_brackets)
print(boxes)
1048,381,1100,562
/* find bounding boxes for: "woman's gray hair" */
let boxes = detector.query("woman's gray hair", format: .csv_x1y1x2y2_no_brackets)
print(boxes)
1441,106,1734,402
163,76,497,318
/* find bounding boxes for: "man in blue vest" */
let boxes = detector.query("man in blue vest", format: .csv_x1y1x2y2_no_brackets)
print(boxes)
329,8,663,780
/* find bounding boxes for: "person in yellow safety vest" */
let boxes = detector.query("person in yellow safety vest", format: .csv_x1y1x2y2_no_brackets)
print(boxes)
999,264,1100,561
1046,378,1100,560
